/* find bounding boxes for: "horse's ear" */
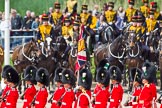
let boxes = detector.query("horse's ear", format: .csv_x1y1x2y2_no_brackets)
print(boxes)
31,38,36,42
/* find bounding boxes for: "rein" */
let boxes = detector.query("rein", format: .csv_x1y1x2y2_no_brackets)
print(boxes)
109,43,125,59
128,44,140,58
22,43,35,61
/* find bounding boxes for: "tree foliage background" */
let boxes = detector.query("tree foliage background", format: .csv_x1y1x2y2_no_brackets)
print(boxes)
0,0,161,16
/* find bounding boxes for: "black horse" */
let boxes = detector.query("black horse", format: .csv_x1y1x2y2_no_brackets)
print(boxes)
124,31,144,89
145,29,159,64
94,35,126,82
100,25,119,44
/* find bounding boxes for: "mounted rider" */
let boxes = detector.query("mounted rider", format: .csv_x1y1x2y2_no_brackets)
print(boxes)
150,2,162,20
61,19,79,59
128,16,138,32
140,0,150,19
105,1,119,36
144,9,160,37
124,0,137,23
136,16,146,41
50,2,63,26
37,14,55,43
65,0,77,17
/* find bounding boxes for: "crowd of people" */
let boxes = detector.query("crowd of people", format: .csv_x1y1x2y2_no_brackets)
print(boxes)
1,0,162,108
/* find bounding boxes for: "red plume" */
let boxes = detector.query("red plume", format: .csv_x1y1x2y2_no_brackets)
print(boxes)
150,2,155,6
128,0,131,3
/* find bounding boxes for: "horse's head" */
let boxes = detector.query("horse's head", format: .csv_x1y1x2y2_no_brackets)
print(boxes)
55,36,67,52
22,38,40,62
127,31,138,48
39,36,54,57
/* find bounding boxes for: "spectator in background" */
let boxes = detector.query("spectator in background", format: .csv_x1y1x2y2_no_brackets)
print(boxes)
47,7,53,17
10,9,22,36
115,6,125,31
32,16,39,30
103,3,108,12
31,11,36,21
92,5,99,16
22,10,33,37
96,15,108,31
0,11,2,36
0,12,11,47
0,11,2,22
39,15,43,25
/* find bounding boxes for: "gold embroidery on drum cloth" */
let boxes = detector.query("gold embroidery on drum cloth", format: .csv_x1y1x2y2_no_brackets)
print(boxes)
0,47,4,56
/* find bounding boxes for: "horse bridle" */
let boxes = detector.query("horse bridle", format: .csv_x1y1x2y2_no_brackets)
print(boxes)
22,42,37,62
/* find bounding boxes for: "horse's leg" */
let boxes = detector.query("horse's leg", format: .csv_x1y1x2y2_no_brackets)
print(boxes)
122,66,127,87
18,73,22,94
160,66,162,91
22,73,26,92
94,69,97,82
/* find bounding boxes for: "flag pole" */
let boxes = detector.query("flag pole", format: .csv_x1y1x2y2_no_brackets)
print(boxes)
4,0,10,65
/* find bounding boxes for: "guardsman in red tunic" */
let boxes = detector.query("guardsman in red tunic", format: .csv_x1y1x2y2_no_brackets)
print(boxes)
60,69,76,108
3,66,19,108
74,68,92,108
0,65,12,108
109,66,123,108
50,67,65,108
137,65,155,108
20,65,37,108
124,67,143,108
31,68,49,108
142,61,157,108
92,67,110,108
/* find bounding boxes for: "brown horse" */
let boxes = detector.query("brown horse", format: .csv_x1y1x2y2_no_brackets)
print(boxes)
0,45,4,73
12,38,39,73
125,32,144,90
12,38,39,93
68,46,77,72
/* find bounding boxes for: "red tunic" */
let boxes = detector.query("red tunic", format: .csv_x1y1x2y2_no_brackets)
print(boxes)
137,84,153,108
74,90,91,108
94,86,110,108
34,87,48,108
61,88,75,108
51,85,65,108
150,83,157,108
23,84,37,108
92,84,101,107
4,87,19,108
0,85,10,108
109,83,123,108
126,85,142,108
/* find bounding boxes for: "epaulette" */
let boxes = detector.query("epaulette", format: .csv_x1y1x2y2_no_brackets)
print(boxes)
28,84,32,88
137,85,142,90
66,88,72,92
102,86,106,90
144,83,150,87
11,87,16,91
41,87,45,91
114,83,119,88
